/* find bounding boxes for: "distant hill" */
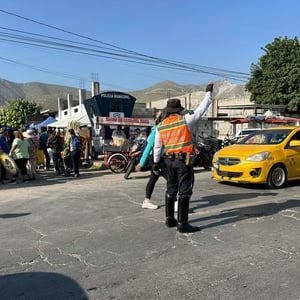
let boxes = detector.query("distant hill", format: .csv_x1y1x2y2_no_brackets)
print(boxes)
130,80,249,103
0,79,89,112
0,78,249,112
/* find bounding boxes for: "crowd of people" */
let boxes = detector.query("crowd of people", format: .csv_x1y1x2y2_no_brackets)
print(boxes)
0,126,82,184
1,82,214,234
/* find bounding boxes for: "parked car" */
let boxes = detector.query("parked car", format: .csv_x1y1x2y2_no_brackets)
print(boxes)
236,128,262,138
212,126,300,188
222,128,262,147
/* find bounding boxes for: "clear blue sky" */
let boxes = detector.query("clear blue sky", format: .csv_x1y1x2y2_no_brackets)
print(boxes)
0,0,298,92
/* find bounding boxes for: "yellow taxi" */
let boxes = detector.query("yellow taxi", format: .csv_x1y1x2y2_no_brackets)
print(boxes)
212,126,300,188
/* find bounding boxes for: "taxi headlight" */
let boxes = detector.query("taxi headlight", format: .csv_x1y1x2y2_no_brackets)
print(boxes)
212,152,219,169
213,151,218,160
212,162,219,170
246,151,270,162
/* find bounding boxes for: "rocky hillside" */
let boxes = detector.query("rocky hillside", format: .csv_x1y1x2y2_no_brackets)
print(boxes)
0,78,249,111
130,80,249,103
0,79,88,111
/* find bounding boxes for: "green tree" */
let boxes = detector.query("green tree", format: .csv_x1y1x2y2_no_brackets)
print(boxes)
245,37,300,111
0,98,41,129
0,109,9,126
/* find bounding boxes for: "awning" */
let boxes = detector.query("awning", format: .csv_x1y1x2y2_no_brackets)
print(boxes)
29,116,57,129
264,116,300,124
230,116,300,125
50,114,90,128
37,116,57,127
230,118,250,124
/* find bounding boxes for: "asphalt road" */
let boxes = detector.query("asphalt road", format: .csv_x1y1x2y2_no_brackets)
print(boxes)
0,166,300,300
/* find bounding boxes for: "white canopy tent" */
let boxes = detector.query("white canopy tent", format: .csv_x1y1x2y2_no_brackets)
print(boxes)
50,114,90,128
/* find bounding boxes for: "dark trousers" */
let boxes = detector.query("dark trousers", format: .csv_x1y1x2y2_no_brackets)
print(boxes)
0,164,7,180
52,152,62,173
70,149,81,175
164,158,194,198
14,158,28,176
145,159,167,199
42,147,50,169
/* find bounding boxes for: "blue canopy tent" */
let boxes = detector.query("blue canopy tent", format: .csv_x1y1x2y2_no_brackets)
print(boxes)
30,116,57,129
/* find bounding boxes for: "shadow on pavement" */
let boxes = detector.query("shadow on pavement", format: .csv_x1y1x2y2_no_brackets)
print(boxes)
0,272,88,299
216,179,300,190
191,199,300,229
0,213,31,218
191,192,278,209
0,168,108,190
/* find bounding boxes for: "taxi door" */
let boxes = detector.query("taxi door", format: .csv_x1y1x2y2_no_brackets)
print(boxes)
284,132,300,178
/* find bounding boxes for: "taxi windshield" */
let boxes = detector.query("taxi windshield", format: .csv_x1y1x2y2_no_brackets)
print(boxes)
238,129,292,145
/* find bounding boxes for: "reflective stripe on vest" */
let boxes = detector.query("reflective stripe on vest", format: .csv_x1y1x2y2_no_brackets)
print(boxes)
158,114,194,154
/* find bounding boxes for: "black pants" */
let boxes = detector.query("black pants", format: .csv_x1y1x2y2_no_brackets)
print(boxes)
145,159,167,199
0,164,7,180
14,158,28,176
164,158,194,198
52,152,63,173
41,147,50,169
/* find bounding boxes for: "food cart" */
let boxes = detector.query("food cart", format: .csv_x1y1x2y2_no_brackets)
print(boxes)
95,116,154,173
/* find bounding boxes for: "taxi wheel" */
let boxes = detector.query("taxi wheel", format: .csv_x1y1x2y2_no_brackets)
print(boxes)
266,164,286,188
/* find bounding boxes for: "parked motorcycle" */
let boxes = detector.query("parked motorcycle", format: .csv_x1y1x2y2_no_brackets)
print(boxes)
124,137,148,179
221,134,239,148
193,142,216,170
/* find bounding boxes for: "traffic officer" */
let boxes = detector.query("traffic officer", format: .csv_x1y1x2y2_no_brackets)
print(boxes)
153,83,214,233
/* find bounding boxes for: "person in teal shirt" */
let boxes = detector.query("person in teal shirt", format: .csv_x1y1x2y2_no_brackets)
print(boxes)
136,111,170,209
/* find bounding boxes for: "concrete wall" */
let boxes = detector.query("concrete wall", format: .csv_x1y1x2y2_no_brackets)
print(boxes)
146,92,291,140
55,82,291,141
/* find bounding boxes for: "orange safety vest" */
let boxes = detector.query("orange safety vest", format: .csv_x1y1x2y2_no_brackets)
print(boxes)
157,114,194,154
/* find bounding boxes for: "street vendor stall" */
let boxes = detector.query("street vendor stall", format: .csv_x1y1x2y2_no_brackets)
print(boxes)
95,116,154,173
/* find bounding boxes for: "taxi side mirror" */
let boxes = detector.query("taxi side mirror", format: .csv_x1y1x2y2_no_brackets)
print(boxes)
289,140,300,147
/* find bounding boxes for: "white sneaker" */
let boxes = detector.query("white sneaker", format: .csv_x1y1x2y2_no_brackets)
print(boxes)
174,200,178,212
142,201,158,209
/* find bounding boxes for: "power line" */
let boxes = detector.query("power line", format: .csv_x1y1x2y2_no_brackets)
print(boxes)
0,9,250,82
0,35,246,82
0,27,249,82
0,25,249,79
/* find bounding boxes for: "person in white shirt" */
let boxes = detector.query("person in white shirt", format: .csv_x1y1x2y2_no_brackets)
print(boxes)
111,125,127,146
153,83,214,233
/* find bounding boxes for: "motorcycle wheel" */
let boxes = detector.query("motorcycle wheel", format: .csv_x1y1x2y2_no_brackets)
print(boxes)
202,154,212,170
124,159,136,179
108,153,128,173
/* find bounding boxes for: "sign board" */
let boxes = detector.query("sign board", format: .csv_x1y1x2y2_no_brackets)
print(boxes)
109,112,124,129
96,116,154,127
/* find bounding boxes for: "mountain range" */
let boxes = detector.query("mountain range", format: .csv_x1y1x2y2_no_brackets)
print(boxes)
0,78,249,112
